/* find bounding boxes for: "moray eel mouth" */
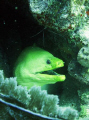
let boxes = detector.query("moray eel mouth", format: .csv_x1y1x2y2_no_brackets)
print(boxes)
38,70,61,76
35,67,65,84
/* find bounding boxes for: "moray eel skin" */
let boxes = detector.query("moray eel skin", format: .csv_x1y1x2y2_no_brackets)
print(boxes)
14,47,65,89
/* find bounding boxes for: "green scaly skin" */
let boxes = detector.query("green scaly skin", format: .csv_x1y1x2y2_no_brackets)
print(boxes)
14,47,66,89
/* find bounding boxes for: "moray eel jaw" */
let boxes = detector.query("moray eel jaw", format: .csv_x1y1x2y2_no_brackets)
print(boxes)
19,70,65,89
35,72,65,84
37,70,65,82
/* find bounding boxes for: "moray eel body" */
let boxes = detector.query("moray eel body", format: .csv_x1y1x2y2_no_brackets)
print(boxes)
14,47,65,89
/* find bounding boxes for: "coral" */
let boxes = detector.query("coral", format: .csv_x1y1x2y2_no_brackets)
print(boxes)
79,117,89,120
29,0,89,32
0,70,31,107
28,86,59,116
68,58,89,118
58,107,79,120
80,105,89,117
78,26,89,45
68,59,89,84
77,46,89,67
30,0,55,14
0,70,78,119
78,88,89,118
29,0,72,31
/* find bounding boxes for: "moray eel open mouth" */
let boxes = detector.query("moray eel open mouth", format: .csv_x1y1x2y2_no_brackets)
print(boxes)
14,47,66,89
35,68,65,84
37,69,64,77
40,70,59,75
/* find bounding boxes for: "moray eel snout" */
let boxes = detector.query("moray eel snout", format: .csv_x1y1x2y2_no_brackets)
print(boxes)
14,47,65,89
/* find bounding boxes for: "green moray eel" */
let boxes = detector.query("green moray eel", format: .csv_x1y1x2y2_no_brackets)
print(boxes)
14,47,66,89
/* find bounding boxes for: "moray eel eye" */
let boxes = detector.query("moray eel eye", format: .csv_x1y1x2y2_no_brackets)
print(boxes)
46,59,51,64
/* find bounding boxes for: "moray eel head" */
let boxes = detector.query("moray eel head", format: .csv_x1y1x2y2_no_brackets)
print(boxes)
14,47,65,89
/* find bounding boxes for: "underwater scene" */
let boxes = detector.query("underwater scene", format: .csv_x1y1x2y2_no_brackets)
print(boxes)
0,0,89,120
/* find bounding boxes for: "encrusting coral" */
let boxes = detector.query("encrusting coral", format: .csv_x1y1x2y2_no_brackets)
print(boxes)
77,46,89,68
0,70,78,120
68,59,89,84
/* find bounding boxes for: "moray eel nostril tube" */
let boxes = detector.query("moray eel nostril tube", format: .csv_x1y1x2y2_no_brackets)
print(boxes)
14,47,66,89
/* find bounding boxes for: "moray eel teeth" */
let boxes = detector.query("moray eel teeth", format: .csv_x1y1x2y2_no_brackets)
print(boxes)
14,47,66,89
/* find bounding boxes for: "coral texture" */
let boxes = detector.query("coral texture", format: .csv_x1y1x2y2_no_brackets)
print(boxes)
77,46,89,67
29,0,89,32
68,59,89,84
